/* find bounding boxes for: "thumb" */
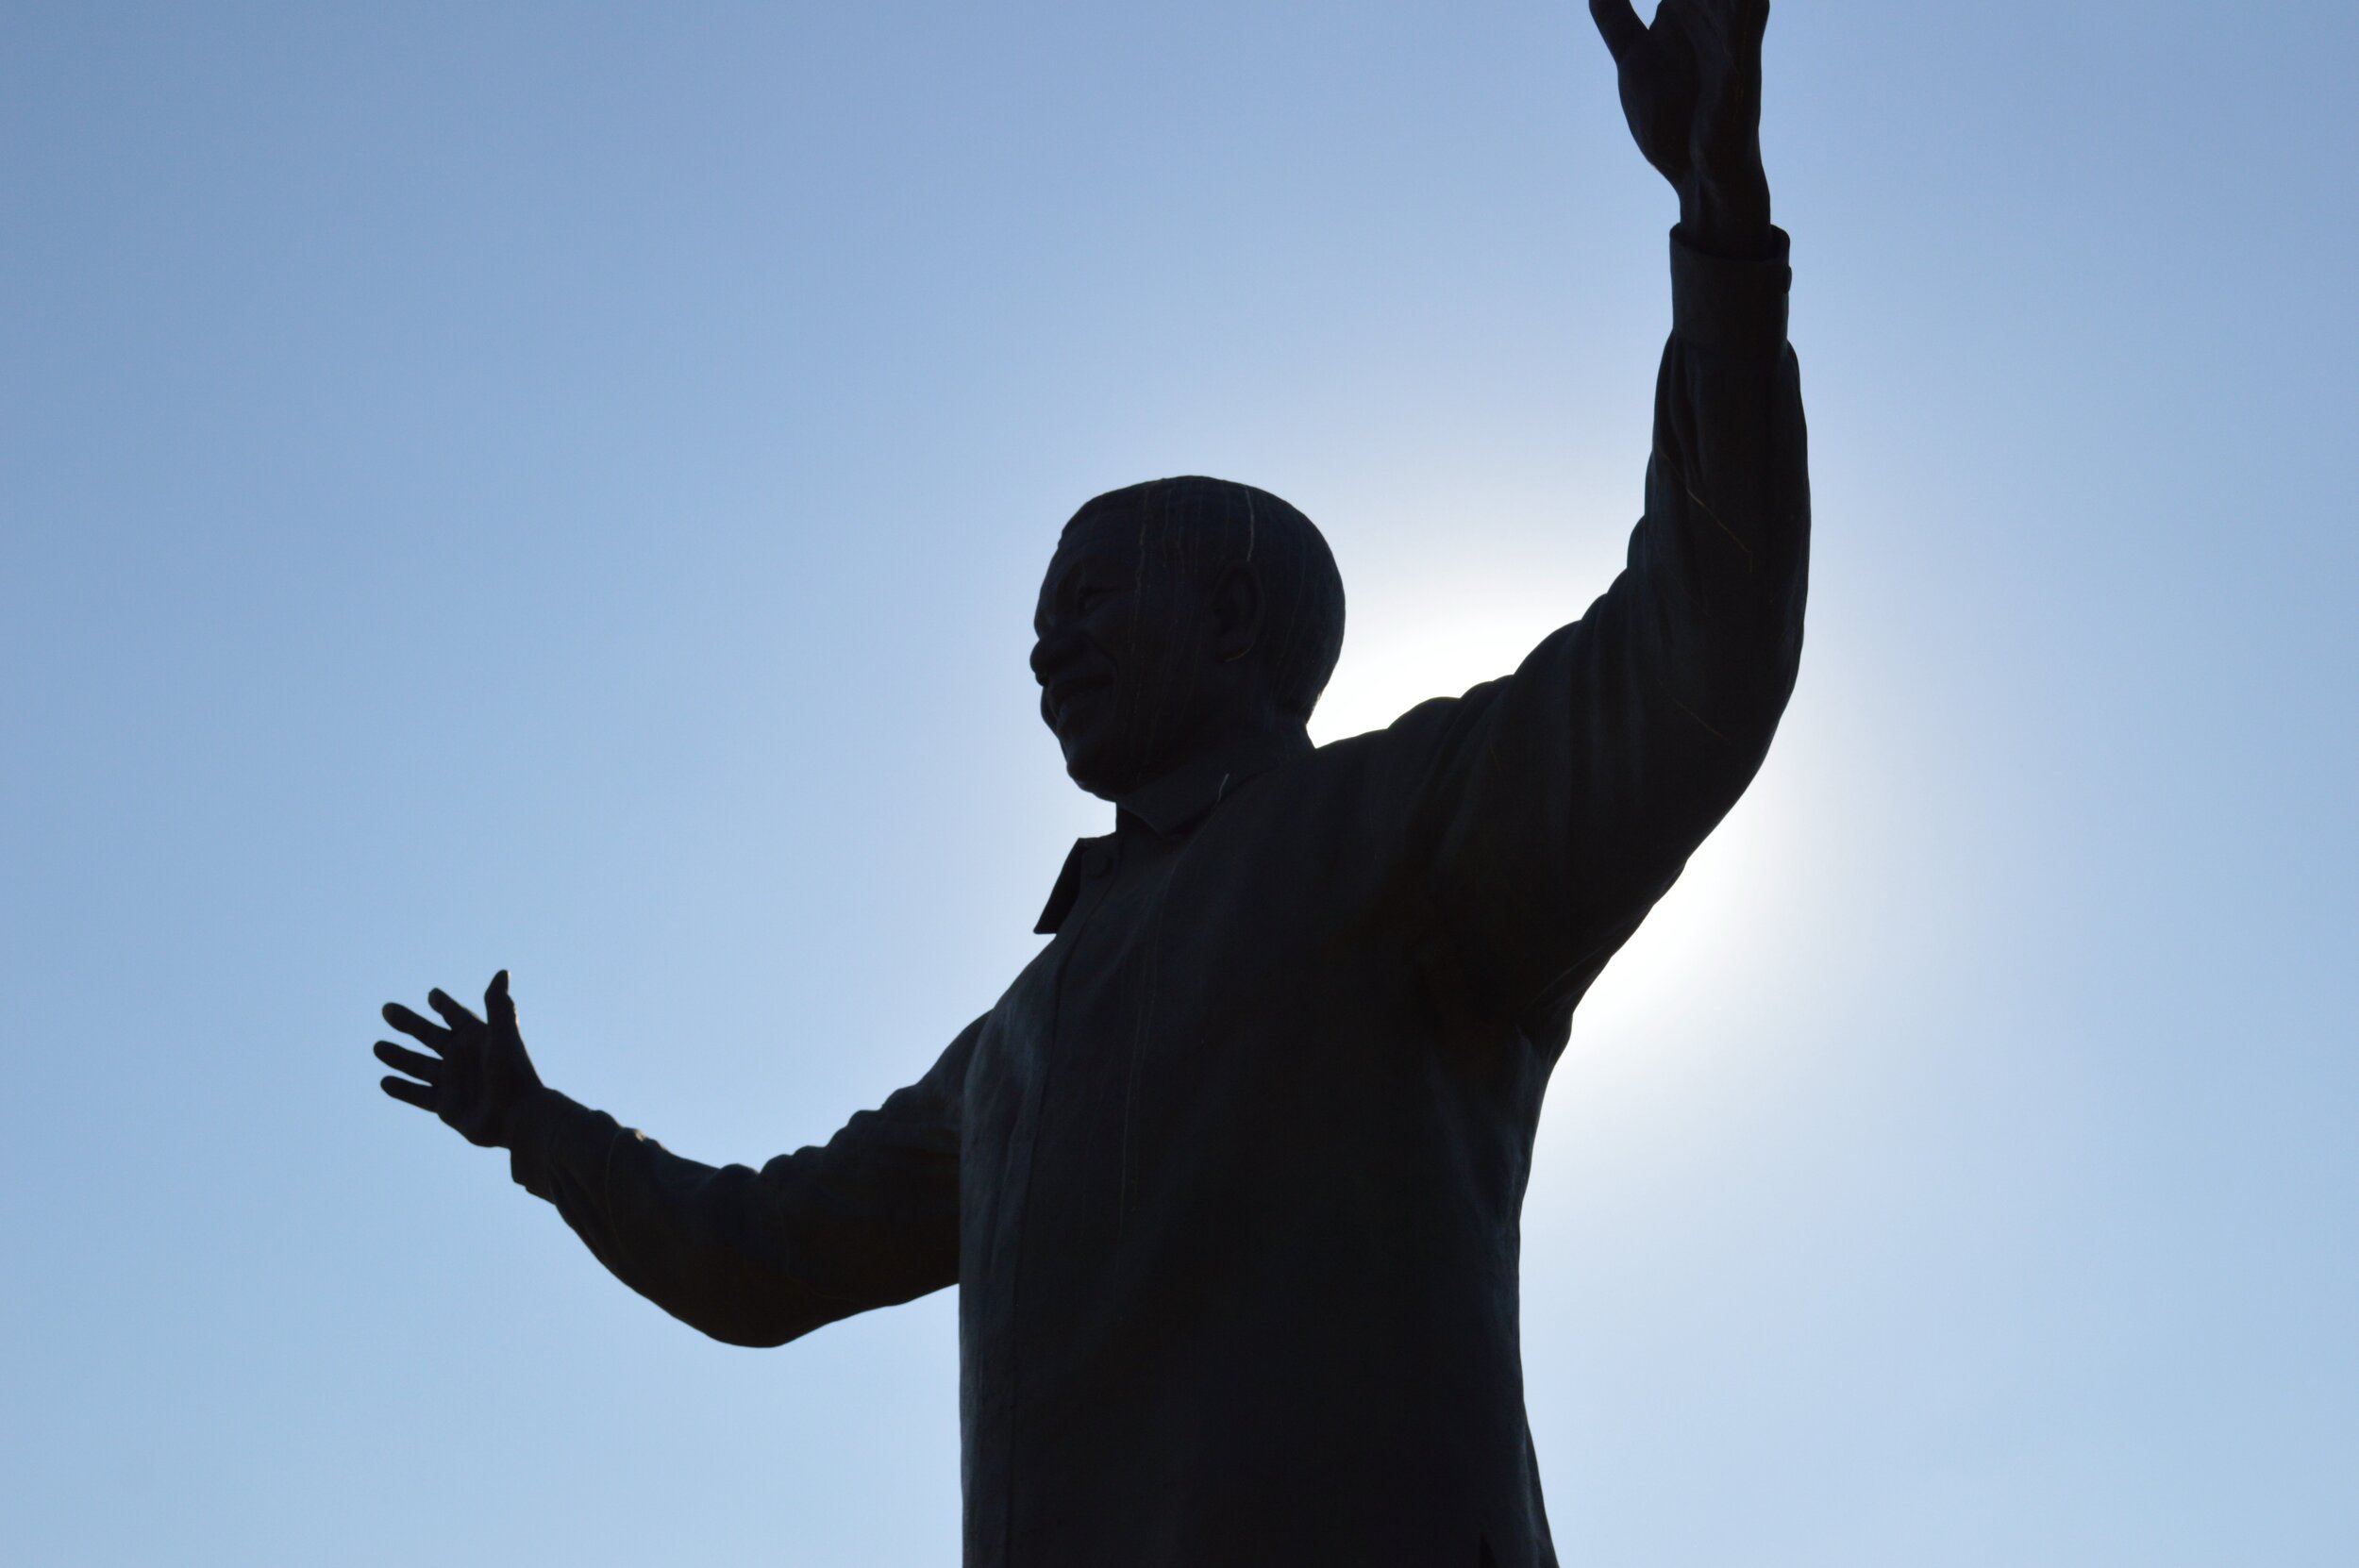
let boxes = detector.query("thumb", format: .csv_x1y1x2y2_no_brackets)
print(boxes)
1590,0,1649,61
487,969,517,1033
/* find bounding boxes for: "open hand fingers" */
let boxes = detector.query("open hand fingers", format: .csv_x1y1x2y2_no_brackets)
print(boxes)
1590,0,1648,61
485,969,516,1035
374,1040,443,1084
427,988,484,1033
379,1074,439,1112
1663,0,1765,62
382,1001,451,1048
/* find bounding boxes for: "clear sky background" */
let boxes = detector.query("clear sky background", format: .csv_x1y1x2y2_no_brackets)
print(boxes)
5,3,2353,1564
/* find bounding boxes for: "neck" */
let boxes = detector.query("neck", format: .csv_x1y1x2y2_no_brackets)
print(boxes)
1113,718,1313,837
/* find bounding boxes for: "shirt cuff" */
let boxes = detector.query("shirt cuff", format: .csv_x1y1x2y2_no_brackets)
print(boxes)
506,1086,612,1203
1670,224,1792,354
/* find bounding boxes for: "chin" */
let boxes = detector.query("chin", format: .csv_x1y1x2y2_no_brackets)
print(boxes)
1055,728,1133,802
1062,756,1129,803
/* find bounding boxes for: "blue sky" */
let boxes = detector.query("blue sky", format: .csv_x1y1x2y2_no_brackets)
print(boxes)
4,3,2353,1563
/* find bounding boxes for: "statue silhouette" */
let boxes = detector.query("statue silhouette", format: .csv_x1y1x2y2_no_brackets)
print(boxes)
374,4,1807,1563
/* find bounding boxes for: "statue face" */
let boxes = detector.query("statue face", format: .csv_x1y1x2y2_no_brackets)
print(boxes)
1031,511,1227,801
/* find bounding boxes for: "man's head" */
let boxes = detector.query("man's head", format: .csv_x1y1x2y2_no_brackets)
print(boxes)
1030,476,1345,802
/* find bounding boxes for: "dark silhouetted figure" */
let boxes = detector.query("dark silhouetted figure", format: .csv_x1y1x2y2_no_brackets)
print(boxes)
375,5,1807,1563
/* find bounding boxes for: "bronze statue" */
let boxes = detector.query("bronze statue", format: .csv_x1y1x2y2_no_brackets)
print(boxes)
375,4,1807,1562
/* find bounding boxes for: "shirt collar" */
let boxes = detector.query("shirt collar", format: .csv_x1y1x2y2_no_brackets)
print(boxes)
1033,724,1312,935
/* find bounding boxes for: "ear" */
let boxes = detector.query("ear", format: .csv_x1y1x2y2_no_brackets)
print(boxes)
1211,562,1263,665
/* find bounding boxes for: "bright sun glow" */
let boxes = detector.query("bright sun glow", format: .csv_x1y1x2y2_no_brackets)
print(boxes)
1310,572,1823,1090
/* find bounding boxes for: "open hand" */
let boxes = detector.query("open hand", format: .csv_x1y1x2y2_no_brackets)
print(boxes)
1592,0,1773,252
375,970,544,1148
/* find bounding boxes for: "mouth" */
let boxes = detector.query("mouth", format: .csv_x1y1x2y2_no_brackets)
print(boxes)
1045,676,1112,731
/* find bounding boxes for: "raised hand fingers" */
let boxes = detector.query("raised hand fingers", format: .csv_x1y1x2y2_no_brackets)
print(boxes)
427,988,484,1033
1590,0,1649,61
380,1074,439,1111
382,1001,451,1048
485,969,516,1034
1665,0,1765,60
374,1040,443,1085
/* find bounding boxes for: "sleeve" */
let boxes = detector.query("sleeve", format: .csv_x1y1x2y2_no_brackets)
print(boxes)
1414,225,1809,1024
502,1017,980,1348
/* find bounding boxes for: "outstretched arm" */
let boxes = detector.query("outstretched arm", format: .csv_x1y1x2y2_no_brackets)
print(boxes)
1408,0,1806,1022
376,976,970,1347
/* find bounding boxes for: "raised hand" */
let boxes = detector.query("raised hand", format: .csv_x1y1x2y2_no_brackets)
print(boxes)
375,970,544,1148
1591,0,1774,254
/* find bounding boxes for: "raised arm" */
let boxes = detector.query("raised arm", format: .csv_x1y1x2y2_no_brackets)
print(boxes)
1407,0,1807,1023
376,975,970,1347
